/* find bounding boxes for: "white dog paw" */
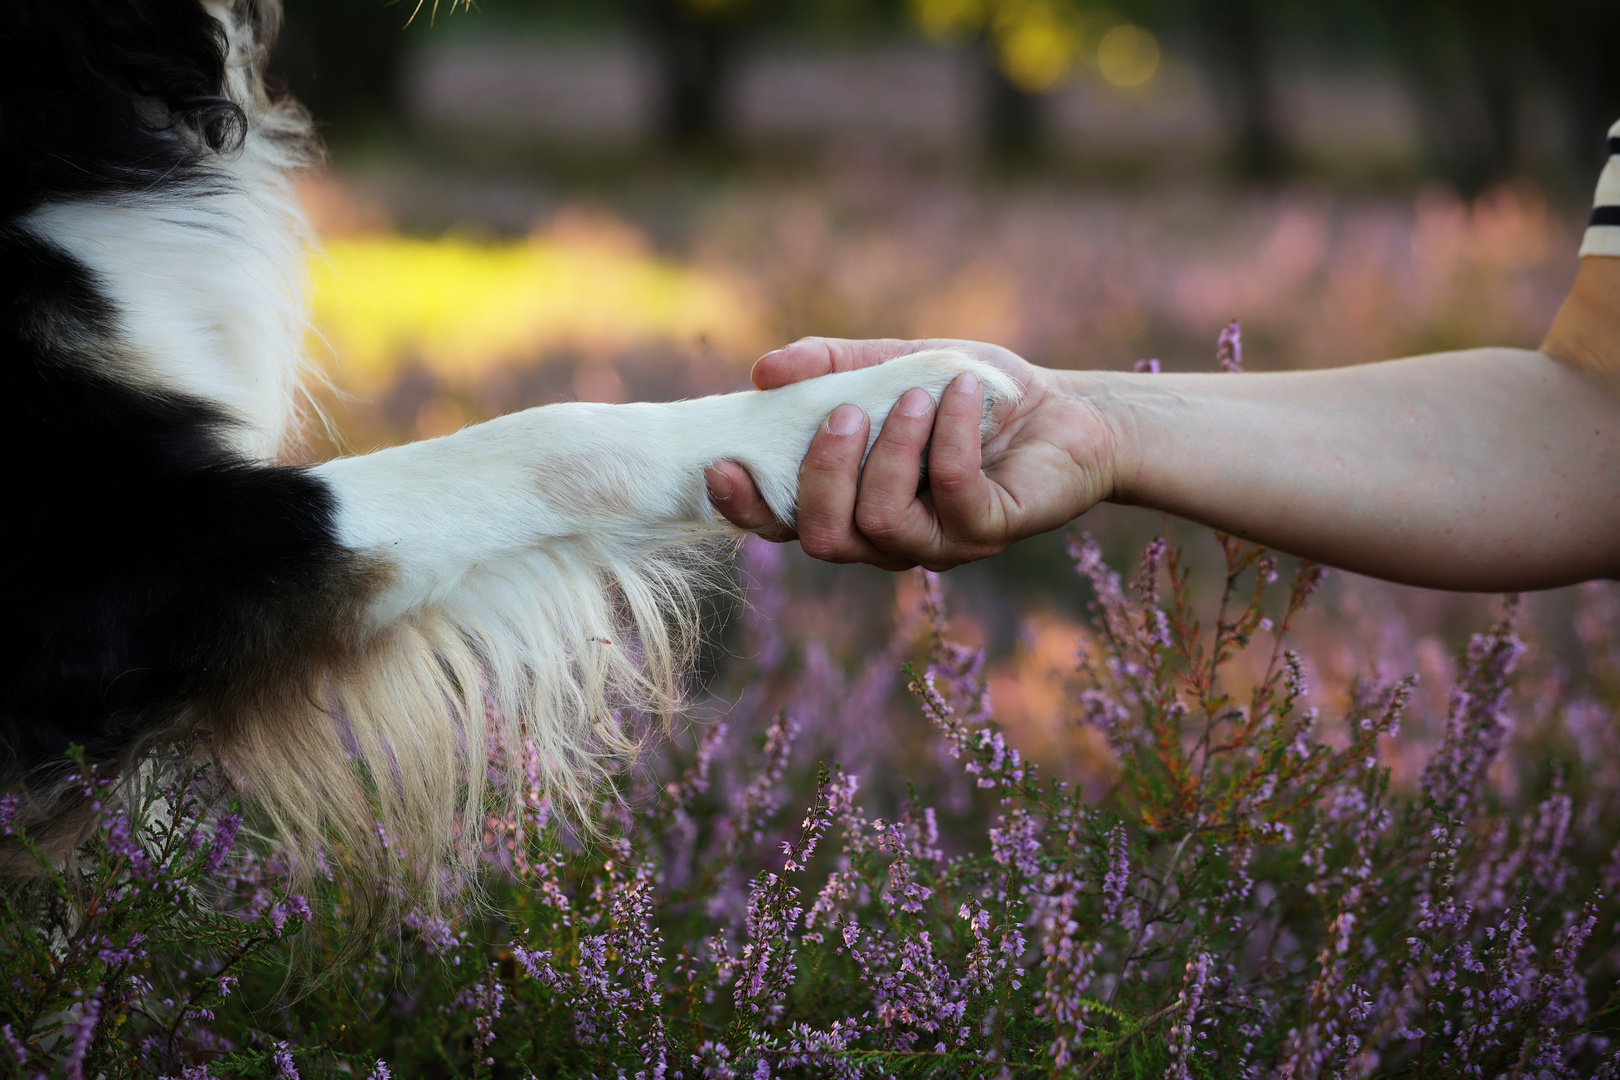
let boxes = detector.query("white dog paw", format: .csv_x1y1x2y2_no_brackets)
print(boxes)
833,350,1023,442
733,349,1024,528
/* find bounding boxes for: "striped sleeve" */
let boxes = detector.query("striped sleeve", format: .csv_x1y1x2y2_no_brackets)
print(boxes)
1578,119,1620,257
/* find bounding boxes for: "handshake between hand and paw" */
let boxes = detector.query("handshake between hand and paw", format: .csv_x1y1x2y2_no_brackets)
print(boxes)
705,336,1118,572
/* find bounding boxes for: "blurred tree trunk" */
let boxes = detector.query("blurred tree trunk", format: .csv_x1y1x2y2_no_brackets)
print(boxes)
982,42,1042,162
1385,0,1524,196
1197,0,1282,178
273,0,411,136
1533,0,1620,181
635,0,738,149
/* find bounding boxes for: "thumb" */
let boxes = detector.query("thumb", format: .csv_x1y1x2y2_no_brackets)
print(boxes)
752,337,925,390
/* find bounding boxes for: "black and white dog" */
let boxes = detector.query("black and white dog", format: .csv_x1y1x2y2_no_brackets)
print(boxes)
0,0,1016,896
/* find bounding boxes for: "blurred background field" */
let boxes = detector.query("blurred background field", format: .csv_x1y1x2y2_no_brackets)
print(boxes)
280,0,1618,806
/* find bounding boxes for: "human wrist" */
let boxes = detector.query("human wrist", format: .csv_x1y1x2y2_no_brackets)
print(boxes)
1046,367,1147,506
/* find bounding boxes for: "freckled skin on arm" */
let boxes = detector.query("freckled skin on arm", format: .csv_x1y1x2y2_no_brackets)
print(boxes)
1086,349,1620,590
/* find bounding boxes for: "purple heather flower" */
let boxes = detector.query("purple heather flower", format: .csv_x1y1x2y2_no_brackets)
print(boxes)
96,932,147,967
511,945,559,987
1527,791,1574,896
1216,321,1243,372
403,910,462,956
736,871,804,1018
1067,532,1135,644
1035,876,1097,1067
1165,953,1213,1080
666,723,726,811
1101,823,1130,923
0,1023,22,1065
780,768,843,873
989,811,1044,881
272,1042,299,1080
0,793,17,837
470,977,504,1065
202,814,241,875
1421,604,1525,819
730,714,799,849
100,808,153,879
14,493,1620,1078
61,991,101,1080
267,894,313,937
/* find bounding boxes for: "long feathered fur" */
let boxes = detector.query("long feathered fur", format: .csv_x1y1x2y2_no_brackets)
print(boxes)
0,0,1021,914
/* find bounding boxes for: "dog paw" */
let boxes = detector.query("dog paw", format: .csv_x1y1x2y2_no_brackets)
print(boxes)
735,349,1024,528
822,350,1023,442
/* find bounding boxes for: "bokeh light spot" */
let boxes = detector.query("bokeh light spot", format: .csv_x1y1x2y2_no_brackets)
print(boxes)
1096,23,1159,89
996,8,1077,93
910,0,985,40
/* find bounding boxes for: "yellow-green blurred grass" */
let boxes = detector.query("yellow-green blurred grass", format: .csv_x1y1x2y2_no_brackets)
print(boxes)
298,175,1576,466
308,223,767,393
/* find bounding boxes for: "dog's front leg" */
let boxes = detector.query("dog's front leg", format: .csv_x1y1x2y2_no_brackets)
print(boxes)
312,349,1021,628
273,349,1018,888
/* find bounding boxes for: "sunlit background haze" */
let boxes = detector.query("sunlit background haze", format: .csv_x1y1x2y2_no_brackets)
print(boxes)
275,0,1620,794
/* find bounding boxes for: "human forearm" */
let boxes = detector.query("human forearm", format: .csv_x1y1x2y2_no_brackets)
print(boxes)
707,336,1620,588
1076,348,1620,590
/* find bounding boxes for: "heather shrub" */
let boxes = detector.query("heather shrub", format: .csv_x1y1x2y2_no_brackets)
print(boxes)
6,327,1620,1078
8,522,1620,1078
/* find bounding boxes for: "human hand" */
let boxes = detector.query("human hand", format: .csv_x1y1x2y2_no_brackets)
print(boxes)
704,337,1120,571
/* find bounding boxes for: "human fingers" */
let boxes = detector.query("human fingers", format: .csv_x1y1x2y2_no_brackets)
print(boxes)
795,404,916,570
849,387,943,559
920,373,1005,559
706,461,799,543
751,337,925,390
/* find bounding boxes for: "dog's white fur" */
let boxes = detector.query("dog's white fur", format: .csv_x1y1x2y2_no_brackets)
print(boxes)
20,1,1021,897
27,3,315,460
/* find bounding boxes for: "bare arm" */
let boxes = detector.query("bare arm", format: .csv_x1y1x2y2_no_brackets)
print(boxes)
1090,349,1620,590
708,260,1620,591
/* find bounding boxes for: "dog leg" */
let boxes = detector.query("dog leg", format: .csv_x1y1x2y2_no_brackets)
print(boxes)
313,349,1021,623
222,350,1017,895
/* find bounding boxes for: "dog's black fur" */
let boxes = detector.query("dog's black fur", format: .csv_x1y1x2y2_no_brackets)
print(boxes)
0,0,1019,892
0,1,247,214
0,1,355,796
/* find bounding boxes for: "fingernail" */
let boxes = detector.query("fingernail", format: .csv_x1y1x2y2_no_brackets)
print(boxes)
704,466,732,502
755,348,783,364
828,404,865,435
898,387,933,418
958,372,979,395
